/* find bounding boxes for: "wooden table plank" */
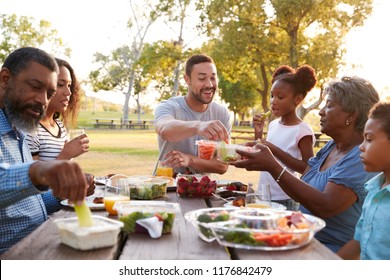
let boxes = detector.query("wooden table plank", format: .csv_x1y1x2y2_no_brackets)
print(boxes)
119,193,230,260
0,209,123,260
233,239,341,260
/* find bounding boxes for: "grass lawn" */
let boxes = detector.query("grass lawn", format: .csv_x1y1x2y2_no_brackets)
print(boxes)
74,128,260,186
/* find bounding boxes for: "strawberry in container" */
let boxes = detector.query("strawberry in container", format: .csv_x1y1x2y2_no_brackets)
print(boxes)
176,174,217,197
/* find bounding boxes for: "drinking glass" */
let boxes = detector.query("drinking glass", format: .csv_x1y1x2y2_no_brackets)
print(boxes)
69,129,85,139
156,161,174,177
103,181,130,215
245,184,271,208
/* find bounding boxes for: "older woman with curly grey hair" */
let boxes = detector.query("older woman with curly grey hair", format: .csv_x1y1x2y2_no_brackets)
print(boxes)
231,76,380,252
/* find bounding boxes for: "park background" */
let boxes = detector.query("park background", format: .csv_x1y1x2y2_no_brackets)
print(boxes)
2,0,390,186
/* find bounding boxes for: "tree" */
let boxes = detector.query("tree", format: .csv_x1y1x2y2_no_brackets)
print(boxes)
0,13,70,63
198,0,374,118
138,0,205,99
89,0,166,122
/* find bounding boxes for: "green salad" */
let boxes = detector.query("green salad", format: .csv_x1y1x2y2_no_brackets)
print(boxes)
120,211,175,234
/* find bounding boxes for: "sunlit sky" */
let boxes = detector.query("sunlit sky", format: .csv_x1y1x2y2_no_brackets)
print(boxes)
1,0,390,104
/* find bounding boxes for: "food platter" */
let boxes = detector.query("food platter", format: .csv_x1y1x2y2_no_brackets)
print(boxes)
209,211,326,251
61,196,105,210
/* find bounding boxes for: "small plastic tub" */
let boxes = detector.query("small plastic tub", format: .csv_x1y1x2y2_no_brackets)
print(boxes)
196,140,217,160
54,216,123,251
114,201,180,235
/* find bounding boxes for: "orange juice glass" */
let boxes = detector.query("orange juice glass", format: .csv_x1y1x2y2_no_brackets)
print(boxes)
104,196,130,215
104,184,130,215
156,161,173,177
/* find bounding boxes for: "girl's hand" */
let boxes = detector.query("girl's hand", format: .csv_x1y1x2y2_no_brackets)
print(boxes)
252,113,266,133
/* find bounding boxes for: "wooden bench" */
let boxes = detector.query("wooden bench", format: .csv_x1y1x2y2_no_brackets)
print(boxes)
231,129,255,143
314,132,331,148
238,120,251,127
91,118,121,129
122,120,150,130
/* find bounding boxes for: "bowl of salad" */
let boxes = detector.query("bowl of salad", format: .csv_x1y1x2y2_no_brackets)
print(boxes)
184,207,236,242
114,201,180,238
209,210,326,250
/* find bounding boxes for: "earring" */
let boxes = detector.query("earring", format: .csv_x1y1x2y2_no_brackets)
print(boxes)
346,120,350,126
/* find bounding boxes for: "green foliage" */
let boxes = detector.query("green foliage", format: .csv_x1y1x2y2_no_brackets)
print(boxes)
219,75,259,120
197,0,374,118
0,13,70,63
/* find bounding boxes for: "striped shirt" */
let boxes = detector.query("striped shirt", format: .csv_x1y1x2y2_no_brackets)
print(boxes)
0,109,50,254
25,121,69,161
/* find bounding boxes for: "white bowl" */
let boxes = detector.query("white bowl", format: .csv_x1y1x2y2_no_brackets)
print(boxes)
54,216,123,251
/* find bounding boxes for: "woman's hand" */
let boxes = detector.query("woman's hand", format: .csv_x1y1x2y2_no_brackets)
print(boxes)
230,143,278,172
59,134,89,160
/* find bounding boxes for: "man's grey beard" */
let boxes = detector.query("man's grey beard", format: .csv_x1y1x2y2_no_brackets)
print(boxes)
3,94,45,133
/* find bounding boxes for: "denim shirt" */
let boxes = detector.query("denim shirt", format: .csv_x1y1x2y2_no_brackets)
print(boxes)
300,140,378,252
0,109,48,254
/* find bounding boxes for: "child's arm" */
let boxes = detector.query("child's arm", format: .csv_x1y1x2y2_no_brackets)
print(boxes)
263,135,314,174
337,239,360,260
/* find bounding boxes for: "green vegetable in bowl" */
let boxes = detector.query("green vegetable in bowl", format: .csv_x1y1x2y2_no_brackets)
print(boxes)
120,211,175,234
196,212,231,238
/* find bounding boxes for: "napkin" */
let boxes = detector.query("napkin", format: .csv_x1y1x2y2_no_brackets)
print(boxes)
136,216,163,238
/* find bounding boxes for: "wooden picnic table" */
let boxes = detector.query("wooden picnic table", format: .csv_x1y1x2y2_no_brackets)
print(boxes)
91,118,152,130
0,191,340,260
91,118,121,129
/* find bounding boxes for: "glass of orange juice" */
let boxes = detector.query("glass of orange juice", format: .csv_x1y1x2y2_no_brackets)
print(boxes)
156,161,174,177
245,184,271,208
104,182,130,215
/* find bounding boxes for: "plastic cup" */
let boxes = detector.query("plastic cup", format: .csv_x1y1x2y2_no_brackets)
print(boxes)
156,161,173,177
104,183,130,215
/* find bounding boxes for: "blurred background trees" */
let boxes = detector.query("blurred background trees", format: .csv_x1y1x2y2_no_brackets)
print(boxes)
1,0,375,123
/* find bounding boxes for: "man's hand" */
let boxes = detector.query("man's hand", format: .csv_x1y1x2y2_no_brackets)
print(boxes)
197,120,229,142
29,160,88,205
163,151,192,169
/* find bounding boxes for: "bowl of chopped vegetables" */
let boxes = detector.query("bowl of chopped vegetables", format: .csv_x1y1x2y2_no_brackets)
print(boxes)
184,207,236,242
216,142,257,163
209,210,326,250
114,201,180,237
108,176,170,200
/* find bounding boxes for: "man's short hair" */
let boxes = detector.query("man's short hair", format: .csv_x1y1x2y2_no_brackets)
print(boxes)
185,54,214,77
2,47,59,75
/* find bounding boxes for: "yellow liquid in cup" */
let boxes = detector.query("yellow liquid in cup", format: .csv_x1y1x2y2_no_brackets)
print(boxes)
246,203,271,209
104,196,130,215
156,166,174,177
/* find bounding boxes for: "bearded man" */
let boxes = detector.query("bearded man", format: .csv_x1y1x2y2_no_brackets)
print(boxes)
154,54,231,175
0,47,88,254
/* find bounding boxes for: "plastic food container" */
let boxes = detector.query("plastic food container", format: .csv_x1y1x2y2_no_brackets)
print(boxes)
217,142,257,163
109,176,170,200
184,207,236,242
114,201,180,236
176,174,217,198
209,210,326,250
54,216,123,251
196,140,217,160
